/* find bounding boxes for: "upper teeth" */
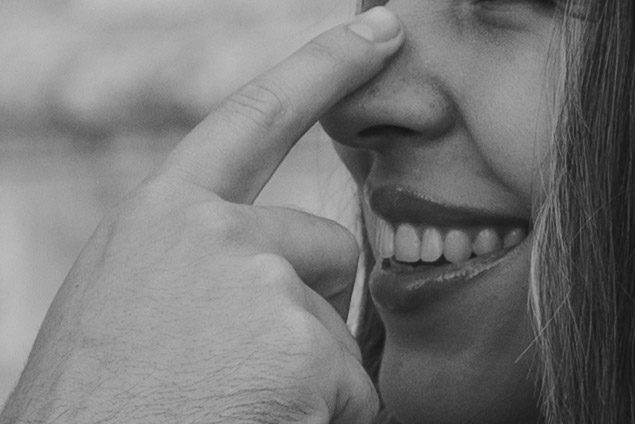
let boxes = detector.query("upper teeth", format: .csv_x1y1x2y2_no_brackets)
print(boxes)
376,219,527,265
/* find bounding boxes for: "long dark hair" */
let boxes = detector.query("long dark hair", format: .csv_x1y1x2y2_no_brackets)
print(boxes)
530,0,635,422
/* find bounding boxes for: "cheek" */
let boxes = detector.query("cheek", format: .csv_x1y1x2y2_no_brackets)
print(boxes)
468,63,553,207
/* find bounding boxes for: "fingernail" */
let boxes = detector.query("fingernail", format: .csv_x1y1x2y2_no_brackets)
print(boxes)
348,7,401,43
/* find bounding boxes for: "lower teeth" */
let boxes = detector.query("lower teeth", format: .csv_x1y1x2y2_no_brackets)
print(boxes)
384,257,450,272
384,252,482,272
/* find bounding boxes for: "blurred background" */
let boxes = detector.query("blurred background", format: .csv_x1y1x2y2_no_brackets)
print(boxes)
0,0,360,404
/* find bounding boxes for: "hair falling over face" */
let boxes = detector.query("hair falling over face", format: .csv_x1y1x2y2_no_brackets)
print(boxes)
530,0,635,422
355,0,635,423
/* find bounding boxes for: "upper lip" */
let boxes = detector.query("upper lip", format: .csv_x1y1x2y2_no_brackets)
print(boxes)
368,184,530,228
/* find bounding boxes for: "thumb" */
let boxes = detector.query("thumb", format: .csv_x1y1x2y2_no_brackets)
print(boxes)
251,205,360,320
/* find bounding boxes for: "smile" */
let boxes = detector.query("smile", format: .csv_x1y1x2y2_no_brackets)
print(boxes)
366,185,531,312
376,219,527,266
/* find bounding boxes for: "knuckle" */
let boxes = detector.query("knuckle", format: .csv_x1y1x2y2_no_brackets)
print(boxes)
249,253,298,284
246,253,309,302
277,308,333,354
184,201,251,244
222,79,291,130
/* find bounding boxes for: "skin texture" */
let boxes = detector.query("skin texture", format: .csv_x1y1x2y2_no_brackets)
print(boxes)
0,9,404,424
321,1,559,423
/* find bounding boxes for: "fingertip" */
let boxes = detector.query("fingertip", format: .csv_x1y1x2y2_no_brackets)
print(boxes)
310,6,404,69
347,6,403,45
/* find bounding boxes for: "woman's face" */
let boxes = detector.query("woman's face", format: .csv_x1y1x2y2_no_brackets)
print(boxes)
321,1,560,423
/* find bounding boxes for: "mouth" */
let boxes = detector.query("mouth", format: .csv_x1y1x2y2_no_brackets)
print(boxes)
366,185,531,312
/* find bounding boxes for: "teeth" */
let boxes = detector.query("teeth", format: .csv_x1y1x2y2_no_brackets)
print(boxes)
395,224,421,262
473,228,503,256
375,218,528,264
420,227,443,262
503,228,526,248
443,230,473,264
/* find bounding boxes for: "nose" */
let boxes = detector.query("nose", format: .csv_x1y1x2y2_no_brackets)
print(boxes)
320,1,460,150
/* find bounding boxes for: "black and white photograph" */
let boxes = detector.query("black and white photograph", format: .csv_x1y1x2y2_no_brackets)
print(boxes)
1,1,632,423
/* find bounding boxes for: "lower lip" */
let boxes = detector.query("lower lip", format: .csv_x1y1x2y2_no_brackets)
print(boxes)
369,242,525,313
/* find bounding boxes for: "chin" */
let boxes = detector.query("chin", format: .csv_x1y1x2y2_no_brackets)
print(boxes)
371,235,541,424
379,337,540,424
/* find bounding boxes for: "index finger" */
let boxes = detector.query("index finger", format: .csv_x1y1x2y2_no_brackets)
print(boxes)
159,7,404,203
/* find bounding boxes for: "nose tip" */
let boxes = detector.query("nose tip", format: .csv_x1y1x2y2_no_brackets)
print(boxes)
357,106,456,146
321,74,458,149
321,5,460,150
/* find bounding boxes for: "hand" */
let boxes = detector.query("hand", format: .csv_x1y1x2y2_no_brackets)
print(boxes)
1,7,403,424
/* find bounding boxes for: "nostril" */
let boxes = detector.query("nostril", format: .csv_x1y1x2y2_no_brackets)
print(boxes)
358,125,419,139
